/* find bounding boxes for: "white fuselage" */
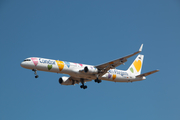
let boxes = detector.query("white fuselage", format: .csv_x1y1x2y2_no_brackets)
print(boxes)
21,57,145,83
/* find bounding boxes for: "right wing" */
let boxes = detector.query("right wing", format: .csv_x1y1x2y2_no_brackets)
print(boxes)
95,44,143,77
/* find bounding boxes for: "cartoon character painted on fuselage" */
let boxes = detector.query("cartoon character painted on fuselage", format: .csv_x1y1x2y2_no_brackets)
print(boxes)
20,44,159,89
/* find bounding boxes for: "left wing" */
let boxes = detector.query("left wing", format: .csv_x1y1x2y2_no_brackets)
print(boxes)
95,44,143,77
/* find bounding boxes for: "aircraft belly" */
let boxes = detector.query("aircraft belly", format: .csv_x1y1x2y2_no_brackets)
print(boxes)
69,72,97,80
100,73,134,82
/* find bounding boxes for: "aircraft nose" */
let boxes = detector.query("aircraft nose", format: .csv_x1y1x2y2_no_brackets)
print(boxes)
20,62,25,68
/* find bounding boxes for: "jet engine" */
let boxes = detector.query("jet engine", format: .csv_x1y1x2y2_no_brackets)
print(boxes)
59,76,73,85
84,66,98,74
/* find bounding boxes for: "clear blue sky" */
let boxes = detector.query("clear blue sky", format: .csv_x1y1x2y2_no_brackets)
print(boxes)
1,0,180,120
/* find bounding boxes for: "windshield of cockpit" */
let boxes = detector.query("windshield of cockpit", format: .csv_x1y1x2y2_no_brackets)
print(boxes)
24,59,31,61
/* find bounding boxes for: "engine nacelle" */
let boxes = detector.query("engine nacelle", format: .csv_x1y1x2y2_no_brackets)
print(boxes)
59,76,73,85
84,66,98,74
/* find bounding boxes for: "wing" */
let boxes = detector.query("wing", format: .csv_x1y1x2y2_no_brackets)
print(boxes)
95,44,143,77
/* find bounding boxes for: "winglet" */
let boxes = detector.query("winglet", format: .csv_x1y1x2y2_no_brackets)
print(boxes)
139,44,143,52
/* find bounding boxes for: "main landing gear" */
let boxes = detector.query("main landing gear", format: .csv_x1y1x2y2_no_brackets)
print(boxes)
32,69,38,78
94,78,102,83
80,79,87,89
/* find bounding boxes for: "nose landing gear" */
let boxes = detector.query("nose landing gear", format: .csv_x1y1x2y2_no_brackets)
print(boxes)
32,69,38,78
35,75,39,78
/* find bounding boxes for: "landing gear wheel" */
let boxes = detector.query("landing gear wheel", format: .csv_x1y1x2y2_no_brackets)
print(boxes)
97,80,102,83
80,78,88,89
80,85,87,89
94,78,101,83
35,75,39,78
32,69,39,78
83,85,87,89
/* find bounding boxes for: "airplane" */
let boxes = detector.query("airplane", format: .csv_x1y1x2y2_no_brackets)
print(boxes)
20,44,159,89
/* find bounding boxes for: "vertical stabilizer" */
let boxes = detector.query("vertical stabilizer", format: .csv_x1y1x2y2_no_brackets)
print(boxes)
127,54,144,76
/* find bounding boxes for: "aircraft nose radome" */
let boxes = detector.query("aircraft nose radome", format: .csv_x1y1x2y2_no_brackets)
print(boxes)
20,62,25,67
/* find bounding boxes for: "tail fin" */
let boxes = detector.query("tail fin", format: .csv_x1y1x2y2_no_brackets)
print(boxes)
127,54,144,76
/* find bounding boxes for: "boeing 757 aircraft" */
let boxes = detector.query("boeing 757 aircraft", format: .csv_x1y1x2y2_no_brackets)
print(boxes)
20,44,159,89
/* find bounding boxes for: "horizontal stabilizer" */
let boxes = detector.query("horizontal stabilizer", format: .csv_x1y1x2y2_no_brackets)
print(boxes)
136,70,159,78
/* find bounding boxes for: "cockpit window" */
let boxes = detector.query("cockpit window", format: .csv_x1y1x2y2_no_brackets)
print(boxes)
24,59,31,61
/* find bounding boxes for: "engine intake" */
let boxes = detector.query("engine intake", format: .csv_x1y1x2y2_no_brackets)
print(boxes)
59,76,73,85
59,78,63,84
84,66,98,74
84,66,89,73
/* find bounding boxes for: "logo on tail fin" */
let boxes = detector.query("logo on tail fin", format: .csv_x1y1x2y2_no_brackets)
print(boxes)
133,60,142,72
127,54,144,75
130,67,134,73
